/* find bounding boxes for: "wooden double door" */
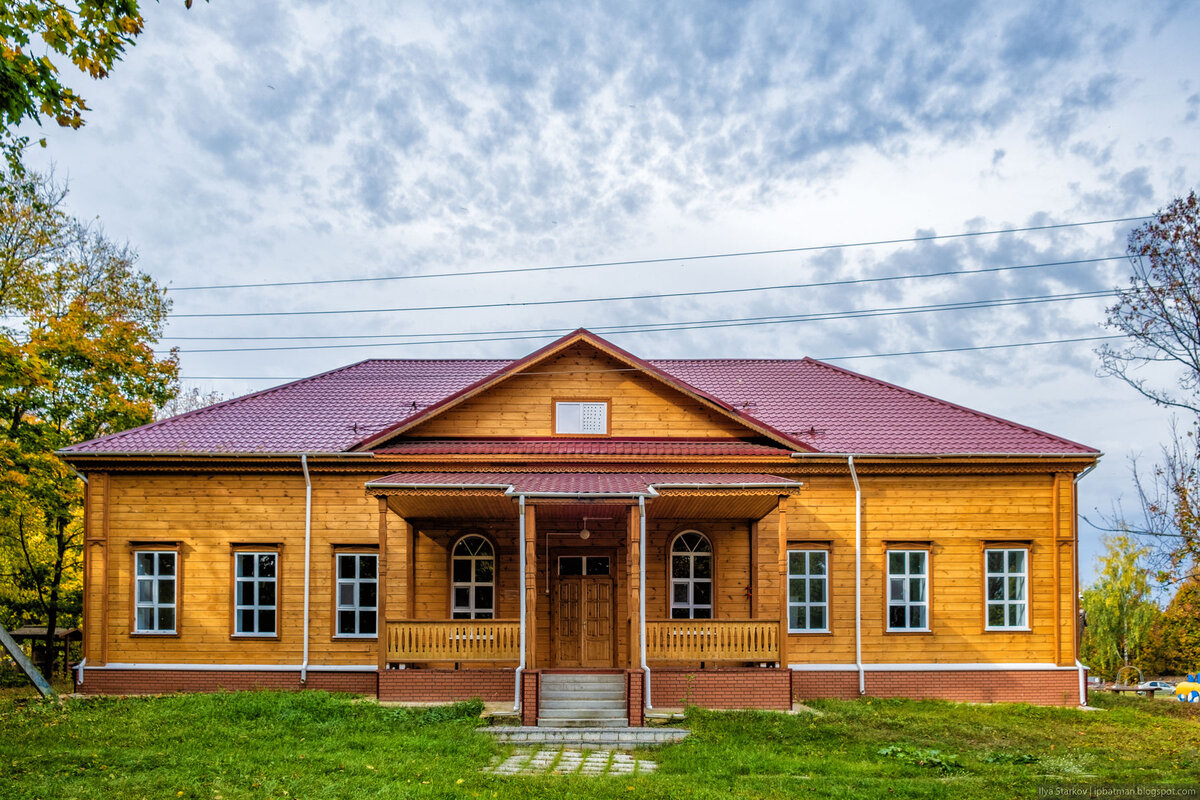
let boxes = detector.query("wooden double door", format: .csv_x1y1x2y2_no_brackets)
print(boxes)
551,553,615,667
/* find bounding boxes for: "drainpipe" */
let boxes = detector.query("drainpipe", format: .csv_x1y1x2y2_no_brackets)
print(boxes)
514,495,526,713
1073,464,1097,705
640,495,651,710
300,455,312,683
848,456,865,695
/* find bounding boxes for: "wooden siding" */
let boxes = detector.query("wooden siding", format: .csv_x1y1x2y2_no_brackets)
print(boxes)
85,468,1080,671
406,343,753,440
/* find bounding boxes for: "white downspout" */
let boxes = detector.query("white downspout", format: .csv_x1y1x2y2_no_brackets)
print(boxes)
300,455,312,683
514,495,526,713
849,456,865,695
640,495,651,710
1073,464,1097,705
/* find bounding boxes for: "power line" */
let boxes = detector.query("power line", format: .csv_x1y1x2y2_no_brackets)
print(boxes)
167,215,1148,292
174,334,1124,381
161,254,1125,335
161,289,1115,354
168,255,1125,319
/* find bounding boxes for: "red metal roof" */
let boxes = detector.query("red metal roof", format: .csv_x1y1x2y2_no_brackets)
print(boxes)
373,439,792,456
364,472,800,495
61,331,1098,457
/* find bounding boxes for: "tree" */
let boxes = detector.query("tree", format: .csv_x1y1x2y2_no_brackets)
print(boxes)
0,2,198,175
1143,578,1200,676
0,172,178,675
155,385,224,420
1079,535,1161,680
1097,191,1200,586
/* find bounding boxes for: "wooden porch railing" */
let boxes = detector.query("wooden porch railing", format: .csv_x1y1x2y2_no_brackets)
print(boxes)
386,620,521,662
646,619,779,661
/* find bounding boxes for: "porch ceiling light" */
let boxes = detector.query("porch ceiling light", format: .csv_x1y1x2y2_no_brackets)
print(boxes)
579,527,591,540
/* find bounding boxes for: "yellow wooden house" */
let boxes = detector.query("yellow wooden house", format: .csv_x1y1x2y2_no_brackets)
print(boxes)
61,330,1098,724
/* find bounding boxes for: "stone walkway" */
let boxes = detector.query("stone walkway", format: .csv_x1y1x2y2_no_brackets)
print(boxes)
485,747,657,776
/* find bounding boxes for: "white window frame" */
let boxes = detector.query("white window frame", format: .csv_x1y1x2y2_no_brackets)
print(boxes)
984,548,1029,631
134,550,177,634
554,401,608,434
336,552,378,638
886,549,930,632
670,531,713,619
234,551,278,637
787,549,829,633
451,535,495,619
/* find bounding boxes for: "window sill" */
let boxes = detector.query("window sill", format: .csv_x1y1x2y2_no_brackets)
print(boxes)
131,631,178,636
984,626,1031,632
788,629,832,635
231,633,279,640
333,634,379,640
884,628,932,634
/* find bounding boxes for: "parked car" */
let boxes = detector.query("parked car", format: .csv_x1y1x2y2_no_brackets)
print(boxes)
1086,676,1104,687
1138,680,1175,692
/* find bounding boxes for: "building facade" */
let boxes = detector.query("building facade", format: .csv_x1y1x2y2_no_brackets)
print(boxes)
62,330,1098,724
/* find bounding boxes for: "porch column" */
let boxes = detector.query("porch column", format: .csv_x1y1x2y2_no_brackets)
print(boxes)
776,498,789,668
626,503,642,669
523,503,538,669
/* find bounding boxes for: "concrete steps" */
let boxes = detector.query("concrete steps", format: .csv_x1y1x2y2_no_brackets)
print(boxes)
538,673,627,728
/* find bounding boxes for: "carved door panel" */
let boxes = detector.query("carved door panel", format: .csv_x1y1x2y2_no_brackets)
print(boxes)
553,579,582,666
581,578,614,667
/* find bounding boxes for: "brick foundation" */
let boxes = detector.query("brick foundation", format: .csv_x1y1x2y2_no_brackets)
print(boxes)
521,671,539,726
650,668,792,710
790,668,1082,706
78,669,377,696
378,668,516,703
627,670,645,726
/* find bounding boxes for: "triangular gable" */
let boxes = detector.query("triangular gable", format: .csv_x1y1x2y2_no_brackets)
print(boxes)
353,329,809,451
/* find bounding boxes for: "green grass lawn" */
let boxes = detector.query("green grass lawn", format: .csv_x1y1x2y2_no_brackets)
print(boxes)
1,688,1197,799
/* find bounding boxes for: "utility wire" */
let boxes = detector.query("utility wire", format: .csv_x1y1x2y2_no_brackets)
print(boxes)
162,254,1124,336
162,289,1115,354
167,215,1148,292
176,334,1124,381
168,255,1125,319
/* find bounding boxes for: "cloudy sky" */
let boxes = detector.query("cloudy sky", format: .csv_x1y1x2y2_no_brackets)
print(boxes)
22,0,1200,583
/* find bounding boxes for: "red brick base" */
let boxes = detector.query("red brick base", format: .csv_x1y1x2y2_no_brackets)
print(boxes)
790,668,1083,706
78,669,377,696
650,668,792,710
627,670,645,726
521,671,539,726
378,668,516,703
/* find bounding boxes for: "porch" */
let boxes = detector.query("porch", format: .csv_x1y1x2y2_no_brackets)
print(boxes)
365,472,800,722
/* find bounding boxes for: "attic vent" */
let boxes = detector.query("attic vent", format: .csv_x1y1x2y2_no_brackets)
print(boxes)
555,401,608,435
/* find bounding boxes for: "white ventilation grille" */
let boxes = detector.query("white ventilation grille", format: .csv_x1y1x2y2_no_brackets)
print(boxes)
556,402,608,434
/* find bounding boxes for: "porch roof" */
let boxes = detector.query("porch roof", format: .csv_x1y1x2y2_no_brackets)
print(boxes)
365,471,800,497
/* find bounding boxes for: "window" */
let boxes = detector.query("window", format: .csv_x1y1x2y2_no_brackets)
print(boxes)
451,535,494,619
985,548,1028,629
670,531,713,619
558,556,610,576
134,551,177,633
336,553,378,637
234,552,277,636
555,401,607,434
787,550,828,632
887,550,929,631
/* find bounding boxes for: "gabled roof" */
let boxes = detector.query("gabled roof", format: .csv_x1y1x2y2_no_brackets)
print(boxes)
60,330,1099,457
351,329,805,452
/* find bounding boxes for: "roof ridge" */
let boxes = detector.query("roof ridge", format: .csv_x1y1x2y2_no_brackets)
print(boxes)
63,358,380,452
800,357,1098,453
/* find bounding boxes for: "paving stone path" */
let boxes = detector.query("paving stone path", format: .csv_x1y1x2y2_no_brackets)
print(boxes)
485,747,657,776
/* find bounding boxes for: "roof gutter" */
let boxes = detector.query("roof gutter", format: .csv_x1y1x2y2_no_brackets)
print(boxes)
1073,462,1097,706
515,495,526,715
363,481,802,498
57,450,375,459
789,452,1102,459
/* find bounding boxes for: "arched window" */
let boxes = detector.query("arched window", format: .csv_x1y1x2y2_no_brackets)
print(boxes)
670,531,713,619
451,535,494,619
